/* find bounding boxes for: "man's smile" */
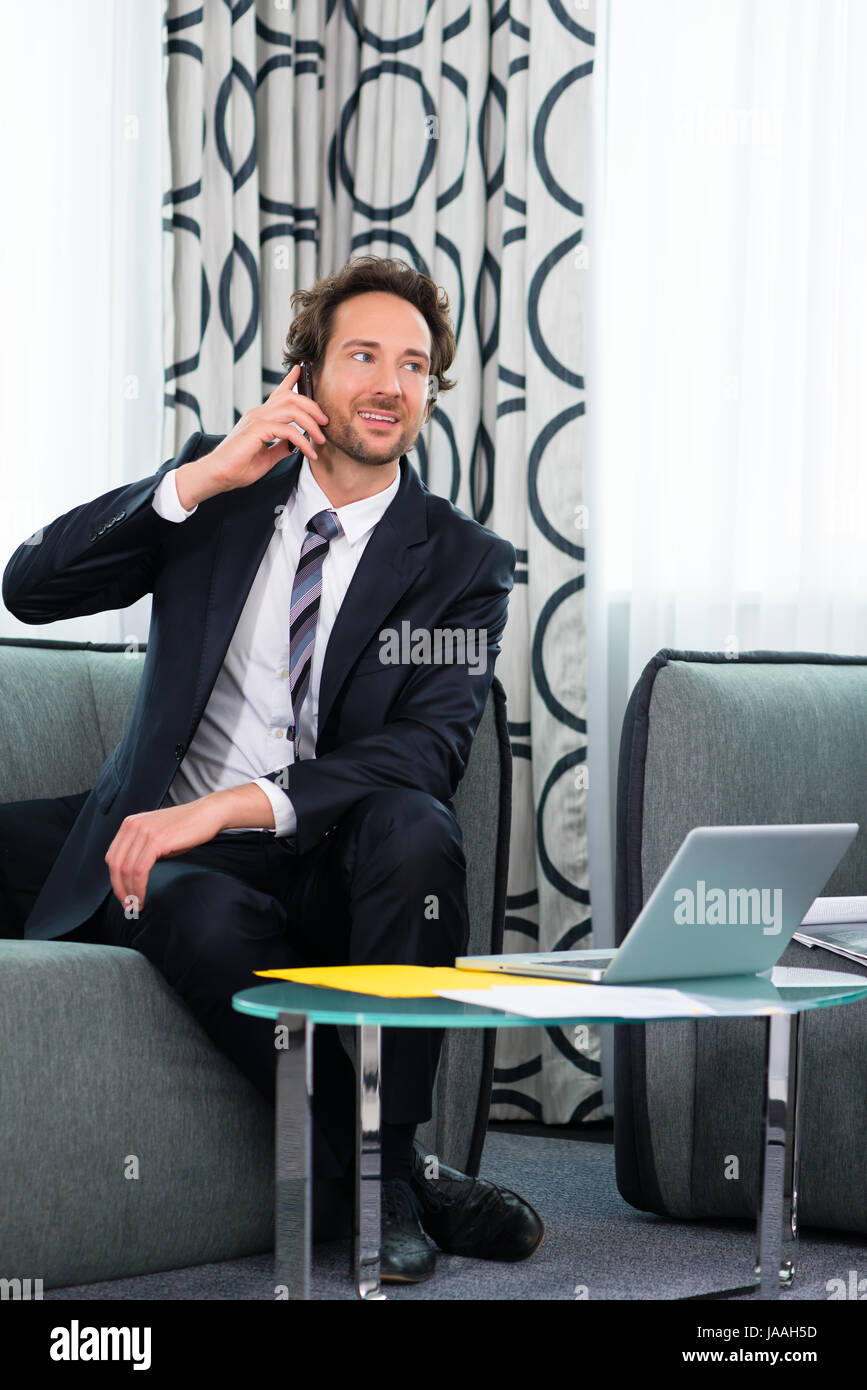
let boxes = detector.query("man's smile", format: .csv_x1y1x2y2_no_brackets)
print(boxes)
357,409,400,429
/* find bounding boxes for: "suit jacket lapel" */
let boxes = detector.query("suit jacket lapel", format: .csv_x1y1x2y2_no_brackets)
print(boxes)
187,446,303,740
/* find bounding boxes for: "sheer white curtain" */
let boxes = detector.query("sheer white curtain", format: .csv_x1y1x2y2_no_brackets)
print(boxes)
586,0,867,1107
0,0,164,644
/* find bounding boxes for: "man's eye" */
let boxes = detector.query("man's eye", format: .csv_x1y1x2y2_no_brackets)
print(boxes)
352,351,372,362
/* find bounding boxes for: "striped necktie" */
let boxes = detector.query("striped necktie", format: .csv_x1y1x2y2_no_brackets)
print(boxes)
287,507,344,755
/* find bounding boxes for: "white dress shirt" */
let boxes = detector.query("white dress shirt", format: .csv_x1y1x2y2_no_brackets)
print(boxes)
152,452,401,836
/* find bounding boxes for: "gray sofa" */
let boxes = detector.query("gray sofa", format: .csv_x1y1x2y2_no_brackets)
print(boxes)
0,637,511,1290
614,649,867,1233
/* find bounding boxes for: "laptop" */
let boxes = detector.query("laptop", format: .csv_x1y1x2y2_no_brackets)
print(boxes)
456,823,859,984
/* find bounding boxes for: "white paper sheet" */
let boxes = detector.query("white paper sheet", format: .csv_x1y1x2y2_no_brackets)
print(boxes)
434,984,727,1019
801,896,867,926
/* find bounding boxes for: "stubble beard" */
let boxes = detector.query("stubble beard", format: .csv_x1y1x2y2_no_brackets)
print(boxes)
319,400,420,467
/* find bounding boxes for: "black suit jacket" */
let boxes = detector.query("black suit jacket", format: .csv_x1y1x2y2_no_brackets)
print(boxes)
3,432,516,942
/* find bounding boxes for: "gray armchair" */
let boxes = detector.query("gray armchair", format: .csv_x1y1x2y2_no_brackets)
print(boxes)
613,649,867,1234
0,637,511,1289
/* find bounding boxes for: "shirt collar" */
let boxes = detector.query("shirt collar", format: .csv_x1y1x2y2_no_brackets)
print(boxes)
293,456,402,546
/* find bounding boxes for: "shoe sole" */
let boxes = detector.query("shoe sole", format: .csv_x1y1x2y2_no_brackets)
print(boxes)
380,1267,437,1284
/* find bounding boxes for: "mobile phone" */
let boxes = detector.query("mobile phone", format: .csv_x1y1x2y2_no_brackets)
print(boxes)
298,360,313,397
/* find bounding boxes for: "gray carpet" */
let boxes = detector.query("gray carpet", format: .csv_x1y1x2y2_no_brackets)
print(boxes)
44,1130,867,1301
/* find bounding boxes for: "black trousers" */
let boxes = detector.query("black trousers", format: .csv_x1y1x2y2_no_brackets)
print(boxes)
3,787,470,1182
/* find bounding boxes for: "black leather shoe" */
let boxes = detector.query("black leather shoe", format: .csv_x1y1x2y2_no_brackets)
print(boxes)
380,1177,437,1283
410,1140,545,1261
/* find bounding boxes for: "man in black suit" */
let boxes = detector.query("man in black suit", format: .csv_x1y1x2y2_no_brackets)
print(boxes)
2,255,543,1283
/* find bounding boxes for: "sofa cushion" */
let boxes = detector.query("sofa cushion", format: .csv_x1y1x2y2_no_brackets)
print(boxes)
0,940,274,1289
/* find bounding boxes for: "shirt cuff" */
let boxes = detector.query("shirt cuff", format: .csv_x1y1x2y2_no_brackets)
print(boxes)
152,468,198,521
253,776,297,838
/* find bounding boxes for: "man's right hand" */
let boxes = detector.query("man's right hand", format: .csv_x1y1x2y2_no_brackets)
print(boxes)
175,365,329,508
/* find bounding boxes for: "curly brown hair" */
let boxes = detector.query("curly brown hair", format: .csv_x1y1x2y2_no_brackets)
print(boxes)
281,255,456,410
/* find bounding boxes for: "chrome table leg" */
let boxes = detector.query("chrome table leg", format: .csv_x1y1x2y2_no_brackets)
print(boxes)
681,1009,803,1301
274,1011,314,1301
755,1011,803,1298
355,1022,385,1300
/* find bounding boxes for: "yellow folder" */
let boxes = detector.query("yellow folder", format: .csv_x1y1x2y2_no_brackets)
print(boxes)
253,963,575,998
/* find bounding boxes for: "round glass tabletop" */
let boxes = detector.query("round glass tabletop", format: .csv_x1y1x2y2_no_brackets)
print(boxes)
232,967,867,1028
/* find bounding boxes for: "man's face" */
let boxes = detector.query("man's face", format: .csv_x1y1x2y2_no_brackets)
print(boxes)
311,291,434,468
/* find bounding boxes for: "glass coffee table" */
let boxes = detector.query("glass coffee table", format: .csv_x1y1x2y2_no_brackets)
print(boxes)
232,969,867,1301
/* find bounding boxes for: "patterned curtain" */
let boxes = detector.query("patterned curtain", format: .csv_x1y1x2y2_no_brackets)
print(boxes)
162,0,598,1124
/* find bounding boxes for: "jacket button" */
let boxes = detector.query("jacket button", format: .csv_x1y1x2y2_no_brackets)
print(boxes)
174,744,185,758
